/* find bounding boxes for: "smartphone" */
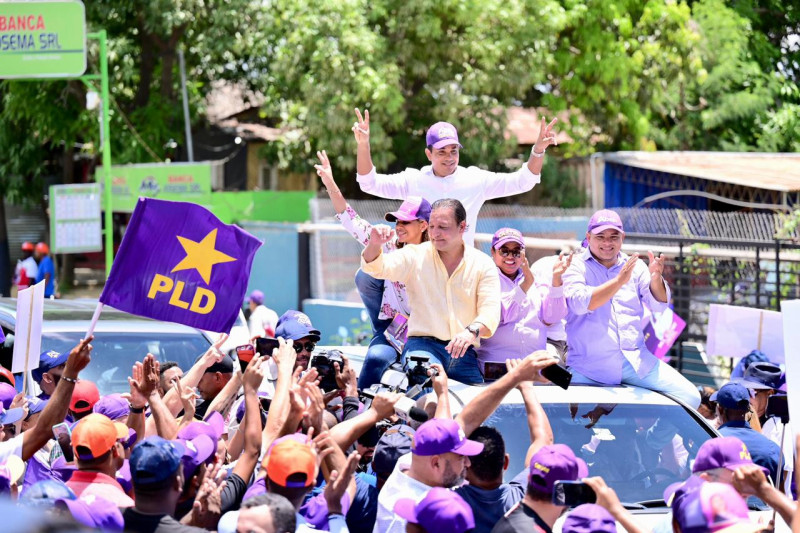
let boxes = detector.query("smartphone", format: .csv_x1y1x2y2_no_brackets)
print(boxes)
483,362,508,381
767,394,789,423
552,480,596,506
541,362,572,390
236,345,255,372
52,422,75,465
255,337,280,357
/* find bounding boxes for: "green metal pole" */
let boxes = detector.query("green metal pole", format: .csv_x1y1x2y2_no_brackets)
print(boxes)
96,30,113,278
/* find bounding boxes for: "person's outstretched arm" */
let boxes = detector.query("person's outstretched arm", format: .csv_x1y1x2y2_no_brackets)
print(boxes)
584,476,650,533
518,379,554,467
353,108,374,177
315,150,348,215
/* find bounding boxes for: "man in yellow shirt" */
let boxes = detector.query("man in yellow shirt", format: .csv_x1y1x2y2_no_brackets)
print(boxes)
361,198,501,384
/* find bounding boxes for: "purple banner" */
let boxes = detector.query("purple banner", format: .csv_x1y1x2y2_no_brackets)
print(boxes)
644,308,686,361
100,198,262,333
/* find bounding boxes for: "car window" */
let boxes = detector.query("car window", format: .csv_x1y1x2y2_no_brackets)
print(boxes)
485,401,716,505
37,331,211,396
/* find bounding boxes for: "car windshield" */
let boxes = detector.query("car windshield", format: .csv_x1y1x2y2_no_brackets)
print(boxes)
486,401,716,505
38,331,210,396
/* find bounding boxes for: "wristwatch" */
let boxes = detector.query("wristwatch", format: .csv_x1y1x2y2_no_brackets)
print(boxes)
466,323,481,338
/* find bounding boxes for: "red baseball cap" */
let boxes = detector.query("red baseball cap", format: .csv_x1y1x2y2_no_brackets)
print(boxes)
72,413,128,460
0,366,15,387
21,242,34,252
70,380,100,414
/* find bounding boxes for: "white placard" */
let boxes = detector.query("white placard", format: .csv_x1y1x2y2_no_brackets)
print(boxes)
11,281,45,376
780,300,800,441
706,304,785,363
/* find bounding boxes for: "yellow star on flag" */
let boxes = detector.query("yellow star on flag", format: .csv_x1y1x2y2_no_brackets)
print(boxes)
171,228,236,284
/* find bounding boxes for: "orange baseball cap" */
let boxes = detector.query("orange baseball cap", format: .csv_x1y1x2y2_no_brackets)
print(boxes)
35,242,49,254
70,380,100,414
72,413,128,460
265,437,316,488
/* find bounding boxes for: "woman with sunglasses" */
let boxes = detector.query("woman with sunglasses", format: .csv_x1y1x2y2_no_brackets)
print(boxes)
314,150,431,388
477,227,571,379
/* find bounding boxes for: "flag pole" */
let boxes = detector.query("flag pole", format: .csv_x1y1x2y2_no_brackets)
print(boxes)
86,302,104,340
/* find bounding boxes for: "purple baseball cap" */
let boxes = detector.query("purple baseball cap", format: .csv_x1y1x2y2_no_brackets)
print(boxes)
275,310,321,342
385,196,432,223
492,228,525,250
673,481,763,533
178,434,217,480
248,290,265,305
56,494,125,531
426,121,462,150
93,394,130,421
394,487,475,533
588,209,624,234
692,437,769,476
235,391,270,424
528,444,589,496
0,383,16,409
177,411,225,442
116,460,132,493
562,504,617,533
412,418,483,457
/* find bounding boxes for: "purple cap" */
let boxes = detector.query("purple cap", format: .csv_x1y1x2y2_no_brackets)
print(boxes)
275,310,321,342
178,411,225,442
0,383,16,409
528,444,589,496
673,481,762,533
25,397,48,417
373,425,415,475
664,474,705,507
57,494,125,531
492,228,525,250
394,487,475,533
178,434,217,480
710,383,751,410
385,196,432,223
588,209,624,234
693,437,767,475
235,391,270,424
248,290,265,305
93,394,130,421
562,504,617,533
0,405,24,426
412,419,483,457
426,122,462,150
116,460,132,493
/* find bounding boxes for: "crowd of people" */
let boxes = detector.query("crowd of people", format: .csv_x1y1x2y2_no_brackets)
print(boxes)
0,113,794,533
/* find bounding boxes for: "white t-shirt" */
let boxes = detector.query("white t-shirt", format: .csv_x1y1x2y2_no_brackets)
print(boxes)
761,416,794,495
373,453,431,533
248,305,279,338
14,256,38,288
0,433,24,464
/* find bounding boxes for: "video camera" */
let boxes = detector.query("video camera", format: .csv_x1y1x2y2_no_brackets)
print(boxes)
310,349,344,392
360,354,438,424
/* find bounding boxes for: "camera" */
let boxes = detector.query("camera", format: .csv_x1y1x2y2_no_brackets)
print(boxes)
362,354,438,404
310,349,344,392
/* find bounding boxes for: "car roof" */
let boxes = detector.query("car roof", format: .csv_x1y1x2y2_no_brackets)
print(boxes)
0,298,208,335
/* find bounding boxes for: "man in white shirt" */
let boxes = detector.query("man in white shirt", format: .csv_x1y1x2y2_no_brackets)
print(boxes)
374,418,484,533
247,290,280,338
352,109,559,247
14,241,38,291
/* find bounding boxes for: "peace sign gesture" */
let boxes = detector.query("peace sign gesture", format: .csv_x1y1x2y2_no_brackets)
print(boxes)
314,150,335,186
352,108,370,145
533,116,559,154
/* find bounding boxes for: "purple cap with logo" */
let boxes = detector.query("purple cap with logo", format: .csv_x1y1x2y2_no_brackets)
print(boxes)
588,209,624,234
93,394,130,421
710,383,751,410
412,418,483,457
177,411,225,442
385,196,432,223
178,434,217,480
426,121,462,150
56,494,125,531
0,383,16,409
492,228,525,250
673,481,762,533
562,504,617,533
394,487,475,533
528,444,589,496
275,310,321,342
692,437,767,475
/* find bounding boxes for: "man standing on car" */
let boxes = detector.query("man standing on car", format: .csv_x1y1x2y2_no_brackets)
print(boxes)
562,209,700,408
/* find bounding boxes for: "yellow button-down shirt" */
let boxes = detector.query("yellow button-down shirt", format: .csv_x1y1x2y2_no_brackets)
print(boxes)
361,242,501,345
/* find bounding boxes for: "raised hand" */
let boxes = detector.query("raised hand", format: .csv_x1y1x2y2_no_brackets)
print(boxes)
333,355,357,397
242,354,267,392
369,224,395,246
533,117,558,154
324,451,361,514
314,150,335,186
552,251,573,287
352,108,370,145
616,253,639,285
126,361,149,409
200,334,228,369
273,337,297,373
174,380,198,420
647,251,665,279
64,335,93,379
187,461,226,529
371,391,402,420
429,363,448,397
508,350,558,384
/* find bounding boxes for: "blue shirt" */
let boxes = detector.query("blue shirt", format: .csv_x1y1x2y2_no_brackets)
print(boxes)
35,256,56,297
456,469,527,532
719,420,783,484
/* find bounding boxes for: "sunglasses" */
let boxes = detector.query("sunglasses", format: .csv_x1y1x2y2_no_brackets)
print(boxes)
293,342,316,354
498,248,522,258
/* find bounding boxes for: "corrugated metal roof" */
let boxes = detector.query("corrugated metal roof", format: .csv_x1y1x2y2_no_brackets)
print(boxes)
604,151,800,192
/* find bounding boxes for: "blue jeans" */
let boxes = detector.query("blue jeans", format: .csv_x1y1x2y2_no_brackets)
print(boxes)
403,337,484,385
355,269,398,388
355,269,391,336
570,359,701,409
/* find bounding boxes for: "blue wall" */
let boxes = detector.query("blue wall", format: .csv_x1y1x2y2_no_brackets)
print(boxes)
241,222,301,315
302,299,371,346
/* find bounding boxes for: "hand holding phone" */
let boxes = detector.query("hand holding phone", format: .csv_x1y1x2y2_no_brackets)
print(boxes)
483,362,508,381
52,422,75,465
552,480,596,506
541,362,572,390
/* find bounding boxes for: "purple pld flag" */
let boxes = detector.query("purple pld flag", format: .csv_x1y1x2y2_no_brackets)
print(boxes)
99,198,262,333
644,308,686,362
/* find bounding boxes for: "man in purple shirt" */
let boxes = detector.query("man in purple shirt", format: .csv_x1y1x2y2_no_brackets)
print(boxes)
477,228,569,378
562,210,699,408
